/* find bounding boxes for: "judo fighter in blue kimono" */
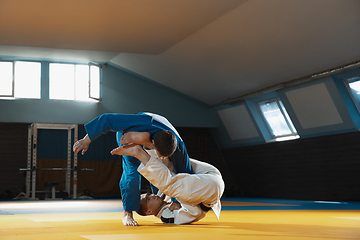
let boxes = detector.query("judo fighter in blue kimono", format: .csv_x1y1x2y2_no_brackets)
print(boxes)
73,112,193,226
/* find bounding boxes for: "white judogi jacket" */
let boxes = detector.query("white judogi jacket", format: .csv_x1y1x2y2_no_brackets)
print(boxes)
138,150,225,224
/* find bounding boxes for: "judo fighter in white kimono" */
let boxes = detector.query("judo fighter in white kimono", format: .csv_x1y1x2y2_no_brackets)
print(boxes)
111,134,225,225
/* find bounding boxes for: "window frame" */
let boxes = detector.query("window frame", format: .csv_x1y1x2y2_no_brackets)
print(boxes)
49,62,101,102
0,60,41,99
344,76,360,114
88,63,101,101
257,98,298,140
0,60,15,98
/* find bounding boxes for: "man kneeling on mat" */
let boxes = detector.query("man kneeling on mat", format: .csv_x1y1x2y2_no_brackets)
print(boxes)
111,137,225,225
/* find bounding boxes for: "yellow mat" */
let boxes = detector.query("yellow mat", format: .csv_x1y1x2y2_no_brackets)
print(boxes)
1,210,360,240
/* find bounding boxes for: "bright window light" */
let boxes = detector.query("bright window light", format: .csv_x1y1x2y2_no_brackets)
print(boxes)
0,61,13,96
348,79,360,94
90,64,100,100
50,63,100,102
258,98,298,139
345,76,360,115
0,61,41,99
50,63,75,100
275,135,300,142
15,61,41,99
75,64,89,100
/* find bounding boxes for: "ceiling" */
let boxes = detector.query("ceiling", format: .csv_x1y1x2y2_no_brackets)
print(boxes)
1,0,360,105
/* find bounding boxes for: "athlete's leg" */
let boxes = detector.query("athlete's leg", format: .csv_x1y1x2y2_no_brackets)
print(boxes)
117,132,142,226
119,155,141,211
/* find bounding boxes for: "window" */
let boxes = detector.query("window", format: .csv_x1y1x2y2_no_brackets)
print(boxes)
258,98,299,141
0,61,41,99
345,76,360,114
49,63,101,101
89,64,100,99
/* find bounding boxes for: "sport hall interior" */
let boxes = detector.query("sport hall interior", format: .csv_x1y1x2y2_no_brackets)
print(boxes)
0,1,359,239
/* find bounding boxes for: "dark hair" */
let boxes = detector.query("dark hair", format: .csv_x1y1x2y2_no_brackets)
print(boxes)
153,130,177,157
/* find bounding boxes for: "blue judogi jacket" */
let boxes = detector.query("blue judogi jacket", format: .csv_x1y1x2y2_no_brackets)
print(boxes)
84,112,193,211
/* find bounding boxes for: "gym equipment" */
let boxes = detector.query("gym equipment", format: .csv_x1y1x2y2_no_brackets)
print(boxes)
20,123,91,199
44,182,59,199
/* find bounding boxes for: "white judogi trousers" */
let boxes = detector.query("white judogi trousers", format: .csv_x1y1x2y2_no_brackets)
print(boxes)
138,150,224,224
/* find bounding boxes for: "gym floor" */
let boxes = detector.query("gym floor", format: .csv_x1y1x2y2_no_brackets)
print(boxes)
1,198,360,240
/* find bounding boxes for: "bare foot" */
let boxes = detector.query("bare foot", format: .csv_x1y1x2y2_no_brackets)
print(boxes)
120,132,154,149
122,211,139,226
111,144,151,165
111,144,142,157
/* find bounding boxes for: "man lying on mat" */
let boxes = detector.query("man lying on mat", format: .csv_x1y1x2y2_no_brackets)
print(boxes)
111,135,224,225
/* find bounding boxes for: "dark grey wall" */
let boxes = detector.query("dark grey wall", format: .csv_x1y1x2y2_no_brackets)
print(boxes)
222,131,360,201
